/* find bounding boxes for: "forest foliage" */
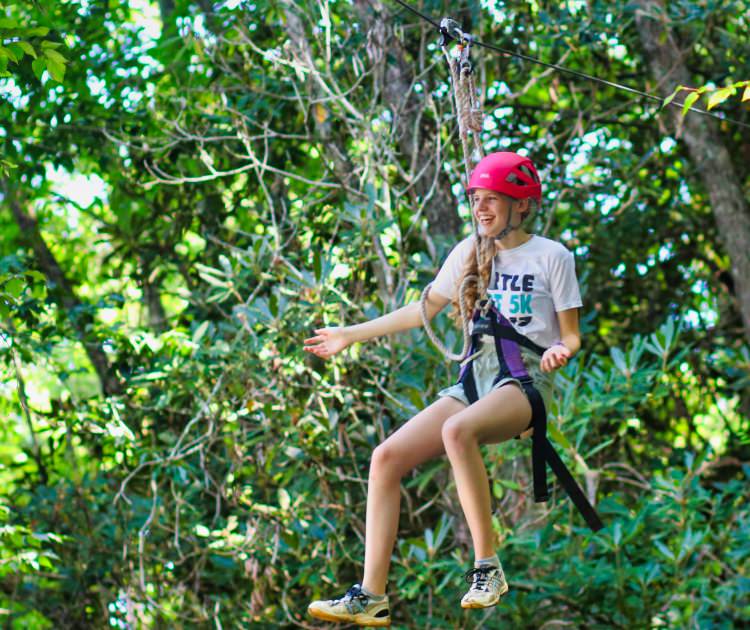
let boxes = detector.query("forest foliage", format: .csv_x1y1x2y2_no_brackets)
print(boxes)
1,0,749,627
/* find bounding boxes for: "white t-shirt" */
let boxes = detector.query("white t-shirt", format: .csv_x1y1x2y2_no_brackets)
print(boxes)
431,235,582,349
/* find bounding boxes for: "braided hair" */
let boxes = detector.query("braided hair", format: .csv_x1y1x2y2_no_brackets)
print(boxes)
449,233,494,323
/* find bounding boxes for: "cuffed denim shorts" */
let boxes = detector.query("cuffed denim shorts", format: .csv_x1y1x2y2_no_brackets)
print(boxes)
437,335,553,409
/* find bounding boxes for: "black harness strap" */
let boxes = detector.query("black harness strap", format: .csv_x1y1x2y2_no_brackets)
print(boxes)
458,309,604,532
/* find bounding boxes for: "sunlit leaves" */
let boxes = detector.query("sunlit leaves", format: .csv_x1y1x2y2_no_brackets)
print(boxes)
663,80,750,116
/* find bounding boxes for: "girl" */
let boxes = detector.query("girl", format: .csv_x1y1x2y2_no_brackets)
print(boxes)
304,152,582,627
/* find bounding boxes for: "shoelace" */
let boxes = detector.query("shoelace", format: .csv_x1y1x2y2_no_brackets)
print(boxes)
463,566,496,592
331,584,369,607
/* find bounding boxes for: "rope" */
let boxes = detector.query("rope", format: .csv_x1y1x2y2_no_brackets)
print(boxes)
419,275,477,362
419,37,487,362
388,0,750,131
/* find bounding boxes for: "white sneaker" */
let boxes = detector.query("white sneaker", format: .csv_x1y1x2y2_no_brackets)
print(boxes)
308,583,391,627
461,564,509,608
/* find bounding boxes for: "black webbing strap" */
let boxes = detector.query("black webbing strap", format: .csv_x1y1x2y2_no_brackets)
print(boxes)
457,310,604,532
523,383,550,502
488,310,546,357
459,333,481,404
541,436,604,531
523,383,604,531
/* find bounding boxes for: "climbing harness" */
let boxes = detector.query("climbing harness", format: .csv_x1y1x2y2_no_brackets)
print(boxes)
460,305,603,531
418,18,604,532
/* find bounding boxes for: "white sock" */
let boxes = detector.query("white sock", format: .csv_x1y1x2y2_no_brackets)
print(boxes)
360,585,386,601
474,554,501,569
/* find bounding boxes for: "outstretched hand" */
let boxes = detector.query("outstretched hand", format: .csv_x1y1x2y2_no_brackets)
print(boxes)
303,327,350,359
540,343,571,373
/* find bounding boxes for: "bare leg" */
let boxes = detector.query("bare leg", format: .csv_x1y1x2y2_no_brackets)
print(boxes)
441,385,531,560
361,396,465,595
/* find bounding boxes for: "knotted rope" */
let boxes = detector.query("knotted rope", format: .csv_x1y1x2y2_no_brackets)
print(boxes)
445,44,485,181
419,34,487,362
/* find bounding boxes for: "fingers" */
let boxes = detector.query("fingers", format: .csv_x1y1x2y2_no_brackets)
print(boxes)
540,348,569,372
304,327,345,360
304,344,330,358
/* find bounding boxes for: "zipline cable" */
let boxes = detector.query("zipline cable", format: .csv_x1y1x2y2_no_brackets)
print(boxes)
388,0,750,131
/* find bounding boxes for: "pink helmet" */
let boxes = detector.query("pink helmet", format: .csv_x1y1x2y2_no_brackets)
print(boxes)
467,152,542,201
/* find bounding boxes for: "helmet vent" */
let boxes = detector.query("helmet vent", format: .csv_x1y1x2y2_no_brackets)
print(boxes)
518,165,540,183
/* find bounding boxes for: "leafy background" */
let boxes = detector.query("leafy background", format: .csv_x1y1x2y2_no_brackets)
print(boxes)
1,0,749,628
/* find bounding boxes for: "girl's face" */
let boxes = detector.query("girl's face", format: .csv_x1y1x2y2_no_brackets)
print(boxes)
471,188,527,237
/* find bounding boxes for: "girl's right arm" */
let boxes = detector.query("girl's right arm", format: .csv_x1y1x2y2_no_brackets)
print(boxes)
303,288,451,359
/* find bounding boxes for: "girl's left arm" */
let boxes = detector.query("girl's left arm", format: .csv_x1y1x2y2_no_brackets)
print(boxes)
540,308,581,373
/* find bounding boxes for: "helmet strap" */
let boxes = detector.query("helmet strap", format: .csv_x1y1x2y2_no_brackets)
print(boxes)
493,199,522,242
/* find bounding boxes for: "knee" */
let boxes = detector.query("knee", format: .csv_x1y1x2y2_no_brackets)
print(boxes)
369,443,404,483
441,417,475,451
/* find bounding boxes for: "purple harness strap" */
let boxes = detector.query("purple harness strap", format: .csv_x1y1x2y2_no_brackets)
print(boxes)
491,307,530,379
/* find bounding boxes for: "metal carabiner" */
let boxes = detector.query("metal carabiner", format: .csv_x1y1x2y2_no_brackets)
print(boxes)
439,18,474,74
439,17,465,47
459,35,474,74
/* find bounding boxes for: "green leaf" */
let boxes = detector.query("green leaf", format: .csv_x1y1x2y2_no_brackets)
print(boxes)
548,421,572,450
8,44,25,62
681,91,700,116
0,46,19,63
31,56,46,79
42,48,67,65
30,282,46,300
25,27,50,37
45,58,65,83
198,273,229,288
654,540,675,561
17,41,36,59
743,85,750,102
706,87,735,111
313,249,322,282
192,320,210,344
194,524,210,537
611,347,628,375
4,278,24,299
0,18,18,29
660,85,685,111
278,488,291,511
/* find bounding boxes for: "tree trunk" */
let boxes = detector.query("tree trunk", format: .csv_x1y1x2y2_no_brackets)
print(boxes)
3,180,121,395
354,0,463,238
635,0,750,346
143,275,167,333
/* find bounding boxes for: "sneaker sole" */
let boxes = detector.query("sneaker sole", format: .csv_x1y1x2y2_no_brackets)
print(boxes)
461,583,509,609
308,606,391,627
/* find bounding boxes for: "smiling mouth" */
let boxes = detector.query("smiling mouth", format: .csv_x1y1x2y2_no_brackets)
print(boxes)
478,216,495,226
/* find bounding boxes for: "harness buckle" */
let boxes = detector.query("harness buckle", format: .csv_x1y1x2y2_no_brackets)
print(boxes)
477,297,491,318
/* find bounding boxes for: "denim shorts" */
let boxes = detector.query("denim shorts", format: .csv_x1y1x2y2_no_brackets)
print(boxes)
437,335,553,410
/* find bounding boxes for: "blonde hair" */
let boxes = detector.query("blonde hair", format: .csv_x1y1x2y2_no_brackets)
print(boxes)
450,233,495,323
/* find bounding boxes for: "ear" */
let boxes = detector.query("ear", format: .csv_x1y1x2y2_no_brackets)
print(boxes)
513,197,530,214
